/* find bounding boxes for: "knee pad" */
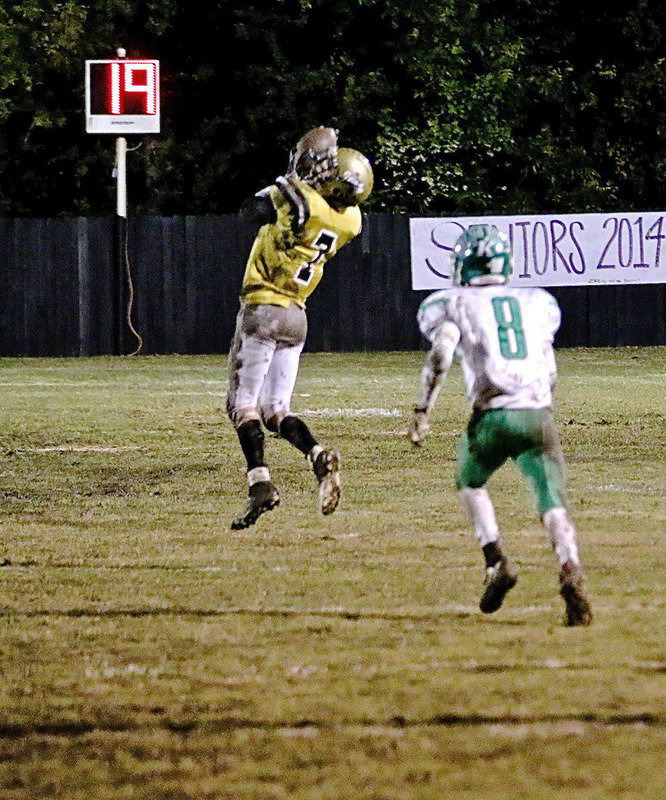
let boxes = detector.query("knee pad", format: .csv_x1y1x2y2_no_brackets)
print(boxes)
261,405,289,433
229,405,261,428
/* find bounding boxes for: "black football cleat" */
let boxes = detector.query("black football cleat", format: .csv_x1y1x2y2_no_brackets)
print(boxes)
480,557,518,613
231,481,280,530
559,562,593,626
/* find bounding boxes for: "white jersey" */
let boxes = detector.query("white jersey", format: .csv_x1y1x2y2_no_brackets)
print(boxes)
417,286,561,410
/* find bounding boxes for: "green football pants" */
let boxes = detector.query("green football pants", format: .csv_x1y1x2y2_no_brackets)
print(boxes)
455,408,566,516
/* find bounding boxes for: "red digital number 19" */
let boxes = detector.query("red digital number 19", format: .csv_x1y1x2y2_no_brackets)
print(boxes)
109,62,157,115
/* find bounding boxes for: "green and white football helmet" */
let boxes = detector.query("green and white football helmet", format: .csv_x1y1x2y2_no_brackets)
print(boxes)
452,224,512,286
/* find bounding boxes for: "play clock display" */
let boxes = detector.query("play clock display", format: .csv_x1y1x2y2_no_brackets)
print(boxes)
85,59,160,134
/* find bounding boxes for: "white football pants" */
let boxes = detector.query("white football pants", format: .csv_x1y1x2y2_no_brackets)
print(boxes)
227,303,307,428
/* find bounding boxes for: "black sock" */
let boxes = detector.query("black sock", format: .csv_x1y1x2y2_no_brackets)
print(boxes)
279,415,317,455
236,420,266,471
482,542,504,568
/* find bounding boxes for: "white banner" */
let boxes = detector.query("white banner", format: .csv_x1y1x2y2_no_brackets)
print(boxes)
410,211,665,289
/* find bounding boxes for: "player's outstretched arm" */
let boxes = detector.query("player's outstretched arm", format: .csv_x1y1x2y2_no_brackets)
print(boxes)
409,323,460,446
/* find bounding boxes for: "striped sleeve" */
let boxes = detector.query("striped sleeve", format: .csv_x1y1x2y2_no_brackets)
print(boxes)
274,175,310,233
417,290,453,342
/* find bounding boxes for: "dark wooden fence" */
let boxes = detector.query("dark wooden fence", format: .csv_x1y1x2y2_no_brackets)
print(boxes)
0,214,663,356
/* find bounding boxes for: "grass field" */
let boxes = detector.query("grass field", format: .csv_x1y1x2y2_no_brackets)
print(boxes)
0,348,664,799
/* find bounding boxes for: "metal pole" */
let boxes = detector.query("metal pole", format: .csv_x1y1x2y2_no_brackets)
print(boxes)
113,46,128,354
116,136,127,219
115,135,127,353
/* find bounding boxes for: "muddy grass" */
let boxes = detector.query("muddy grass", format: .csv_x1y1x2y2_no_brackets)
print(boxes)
0,349,663,798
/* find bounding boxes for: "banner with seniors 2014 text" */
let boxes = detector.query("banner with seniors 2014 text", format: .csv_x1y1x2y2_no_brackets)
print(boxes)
409,211,665,289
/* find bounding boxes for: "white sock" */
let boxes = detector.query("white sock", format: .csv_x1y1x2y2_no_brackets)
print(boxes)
460,487,500,547
543,507,579,565
247,466,270,486
307,445,324,467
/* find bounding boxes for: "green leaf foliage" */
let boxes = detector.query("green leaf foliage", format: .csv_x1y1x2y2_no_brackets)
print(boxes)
0,0,663,215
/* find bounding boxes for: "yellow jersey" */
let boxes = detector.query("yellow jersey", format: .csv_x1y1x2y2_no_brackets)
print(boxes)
240,176,362,308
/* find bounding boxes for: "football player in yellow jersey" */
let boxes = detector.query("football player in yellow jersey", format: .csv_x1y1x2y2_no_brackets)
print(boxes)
227,127,373,529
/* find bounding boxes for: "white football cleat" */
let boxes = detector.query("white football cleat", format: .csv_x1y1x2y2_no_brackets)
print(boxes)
313,448,341,515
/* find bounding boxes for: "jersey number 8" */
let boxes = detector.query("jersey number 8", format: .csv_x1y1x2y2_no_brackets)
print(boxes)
491,297,527,359
295,229,339,285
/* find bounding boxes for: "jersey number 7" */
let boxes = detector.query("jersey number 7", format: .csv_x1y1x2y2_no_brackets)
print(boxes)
295,229,339,285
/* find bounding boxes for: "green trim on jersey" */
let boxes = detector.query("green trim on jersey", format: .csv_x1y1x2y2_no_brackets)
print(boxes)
419,295,450,314
455,408,566,515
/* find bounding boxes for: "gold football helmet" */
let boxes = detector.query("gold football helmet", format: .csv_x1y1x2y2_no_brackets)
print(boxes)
288,126,338,188
319,147,373,206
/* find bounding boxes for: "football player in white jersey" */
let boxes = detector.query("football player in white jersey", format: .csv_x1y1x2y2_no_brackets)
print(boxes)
410,224,592,626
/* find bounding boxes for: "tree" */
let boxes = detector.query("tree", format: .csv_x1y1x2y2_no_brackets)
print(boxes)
0,0,662,216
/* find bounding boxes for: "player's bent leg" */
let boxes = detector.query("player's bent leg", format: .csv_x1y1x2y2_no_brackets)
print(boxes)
227,310,283,529
276,415,342,516
255,300,340,518
542,506,592,626
271,413,340,516
229,413,281,530
456,421,516,613
259,332,341,516
516,442,592,626
460,487,518,613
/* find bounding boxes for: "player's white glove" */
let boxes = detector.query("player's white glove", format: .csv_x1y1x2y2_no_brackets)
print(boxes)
409,408,430,446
